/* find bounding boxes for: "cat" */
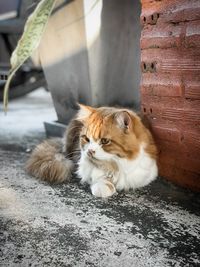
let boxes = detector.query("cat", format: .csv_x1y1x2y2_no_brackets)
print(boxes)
26,104,158,198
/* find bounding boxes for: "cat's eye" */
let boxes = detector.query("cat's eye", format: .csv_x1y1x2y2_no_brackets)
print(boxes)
101,138,110,145
81,135,90,142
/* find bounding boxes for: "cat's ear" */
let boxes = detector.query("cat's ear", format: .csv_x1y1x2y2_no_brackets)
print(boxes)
76,103,94,121
115,111,132,131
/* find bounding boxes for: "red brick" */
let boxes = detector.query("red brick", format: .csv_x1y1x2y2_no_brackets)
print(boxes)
185,82,200,100
141,24,182,49
141,0,200,191
185,21,200,48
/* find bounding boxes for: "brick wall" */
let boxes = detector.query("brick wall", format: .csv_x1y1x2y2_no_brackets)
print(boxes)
140,0,200,191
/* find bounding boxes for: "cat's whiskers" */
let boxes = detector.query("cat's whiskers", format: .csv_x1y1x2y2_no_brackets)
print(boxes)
65,150,81,158
67,150,80,156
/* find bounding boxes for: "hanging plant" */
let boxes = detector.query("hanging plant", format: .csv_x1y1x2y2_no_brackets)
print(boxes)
3,0,57,113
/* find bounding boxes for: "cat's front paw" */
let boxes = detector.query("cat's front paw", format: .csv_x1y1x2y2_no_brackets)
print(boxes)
91,180,116,198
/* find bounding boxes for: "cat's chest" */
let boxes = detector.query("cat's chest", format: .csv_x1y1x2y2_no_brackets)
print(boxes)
77,157,105,183
114,148,157,190
78,147,156,186
115,148,155,180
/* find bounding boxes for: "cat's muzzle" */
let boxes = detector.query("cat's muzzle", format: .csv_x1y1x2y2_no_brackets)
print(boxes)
87,149,95,158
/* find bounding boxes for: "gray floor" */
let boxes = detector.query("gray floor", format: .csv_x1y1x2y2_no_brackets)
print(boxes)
0,89,200,267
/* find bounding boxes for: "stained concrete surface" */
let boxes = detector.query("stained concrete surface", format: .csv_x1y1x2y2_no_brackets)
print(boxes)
0,88,200,267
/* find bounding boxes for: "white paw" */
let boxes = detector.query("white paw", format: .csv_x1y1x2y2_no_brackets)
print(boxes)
91,180,116,198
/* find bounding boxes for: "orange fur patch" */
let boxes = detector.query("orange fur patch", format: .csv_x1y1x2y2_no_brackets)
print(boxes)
79,106,158,160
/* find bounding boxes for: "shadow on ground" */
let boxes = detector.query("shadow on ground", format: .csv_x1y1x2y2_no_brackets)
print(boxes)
0,89,199,267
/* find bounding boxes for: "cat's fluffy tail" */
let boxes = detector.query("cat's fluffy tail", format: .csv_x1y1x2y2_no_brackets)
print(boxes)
26,139,73,183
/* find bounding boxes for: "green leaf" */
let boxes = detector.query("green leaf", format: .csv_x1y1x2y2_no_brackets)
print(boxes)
3,0,57,113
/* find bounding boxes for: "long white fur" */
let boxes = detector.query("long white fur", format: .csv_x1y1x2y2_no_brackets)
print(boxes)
77,139,158,198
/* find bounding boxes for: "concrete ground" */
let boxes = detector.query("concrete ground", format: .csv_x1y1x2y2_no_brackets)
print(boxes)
0,88,200,267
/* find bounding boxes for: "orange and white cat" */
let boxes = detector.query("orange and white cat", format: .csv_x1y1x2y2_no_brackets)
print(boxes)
26,104,158,198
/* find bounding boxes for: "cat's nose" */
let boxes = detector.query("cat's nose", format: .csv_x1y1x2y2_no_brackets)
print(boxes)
87,149,95,157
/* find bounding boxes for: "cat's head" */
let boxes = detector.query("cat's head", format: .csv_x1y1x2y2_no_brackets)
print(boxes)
76,104,143,161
